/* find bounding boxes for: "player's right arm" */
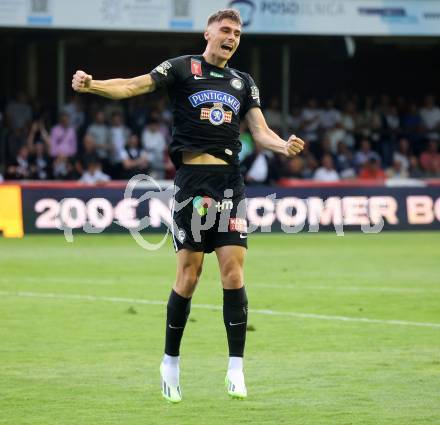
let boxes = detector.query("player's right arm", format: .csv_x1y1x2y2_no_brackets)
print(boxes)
72,70,156,99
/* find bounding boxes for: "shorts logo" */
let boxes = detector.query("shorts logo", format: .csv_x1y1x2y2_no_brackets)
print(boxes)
229,218,248,233
201,103,232,126
155,61,172,76
193,195,213,216
230,78,244,91
188,90,241,115
177,229,186,243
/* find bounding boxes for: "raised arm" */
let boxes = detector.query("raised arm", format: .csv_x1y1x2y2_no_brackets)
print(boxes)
244,107,305,157
72,70,156,100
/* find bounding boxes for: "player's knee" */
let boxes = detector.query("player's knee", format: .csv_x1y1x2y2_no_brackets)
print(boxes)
221,267,243,289
176,264,200,294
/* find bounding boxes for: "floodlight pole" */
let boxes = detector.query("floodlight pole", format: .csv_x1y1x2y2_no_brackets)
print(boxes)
57,40,65,113
281,43,290,139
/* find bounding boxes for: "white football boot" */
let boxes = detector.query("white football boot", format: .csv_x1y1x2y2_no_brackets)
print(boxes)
225,357,247,399
160,355,182,403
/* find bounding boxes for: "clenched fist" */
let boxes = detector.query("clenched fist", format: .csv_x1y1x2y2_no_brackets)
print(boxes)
72,70,92,93
284,134,305,157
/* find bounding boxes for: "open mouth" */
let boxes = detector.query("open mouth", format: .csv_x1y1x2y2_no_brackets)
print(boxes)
221,45,233,52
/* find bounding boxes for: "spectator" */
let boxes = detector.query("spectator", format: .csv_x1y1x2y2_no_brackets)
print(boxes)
30,142,52,180
6,145,32,179
141,117,167,179
300,98,321,143
314,138,337,168
156,96,173,127
356,96,381,140
419,139,440,176
86,110,111,164
6,92,32,131
52,156,76,180
3,92,440,182
401,102,422,142
241,145,279,185
325,121,347,153
359,158,386,180
27,119,50,152
380,105,401,164
408,155,424,178
335,141,356,179
313,154,339,182
149,108,171,141
354,139,381,170
128,97,150,134
5,127,27,160
75,134,99,176
301,144,319,179
283,156,305,179
386,159,409,179
319,99,341,131
393,138,411,174
49,113,77,158
63,95,85,130
263,97,283,132
288,106,302,134
420,95,440,137
382,105,401,137
79,158,111,184
121,134,149,179
340,101,357,148
109,112,130,177
104,100,124,123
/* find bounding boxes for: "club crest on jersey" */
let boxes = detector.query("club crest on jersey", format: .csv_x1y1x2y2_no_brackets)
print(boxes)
200,103,232,126
188,90,240,115
230,78,244,91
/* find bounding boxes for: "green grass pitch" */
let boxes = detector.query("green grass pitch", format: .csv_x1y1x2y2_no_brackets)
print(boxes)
1,232,439,425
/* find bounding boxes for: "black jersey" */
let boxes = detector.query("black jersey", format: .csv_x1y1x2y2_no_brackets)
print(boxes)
149,55,261,169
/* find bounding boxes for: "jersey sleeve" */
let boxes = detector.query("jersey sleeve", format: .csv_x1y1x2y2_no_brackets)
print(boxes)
240,73,261,117
149,57,183,90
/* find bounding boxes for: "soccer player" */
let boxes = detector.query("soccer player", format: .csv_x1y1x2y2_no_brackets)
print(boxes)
72,9,304,403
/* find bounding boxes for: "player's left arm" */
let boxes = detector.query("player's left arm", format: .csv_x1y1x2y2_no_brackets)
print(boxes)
244,107,305,157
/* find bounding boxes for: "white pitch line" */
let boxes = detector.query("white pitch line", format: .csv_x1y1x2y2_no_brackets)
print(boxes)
1,276,438,294
0,276,115,286
1,290,440,329
253,283,440,294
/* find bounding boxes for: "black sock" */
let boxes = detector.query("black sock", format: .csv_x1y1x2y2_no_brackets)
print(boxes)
223,287,248,357
165,289,191,356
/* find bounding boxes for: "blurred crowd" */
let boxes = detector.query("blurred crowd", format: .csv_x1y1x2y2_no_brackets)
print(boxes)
1,91,440,184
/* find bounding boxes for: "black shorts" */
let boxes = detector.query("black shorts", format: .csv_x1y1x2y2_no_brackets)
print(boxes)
171,164,248,253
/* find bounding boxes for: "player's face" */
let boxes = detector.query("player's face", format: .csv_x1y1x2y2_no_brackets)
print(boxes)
205,19,241,62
